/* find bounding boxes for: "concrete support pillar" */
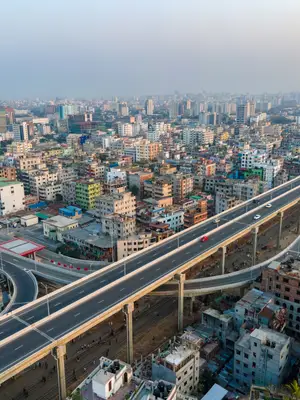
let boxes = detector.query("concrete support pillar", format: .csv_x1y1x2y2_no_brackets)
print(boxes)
297,214,300,235
56,344,67,400
190,296,195,316
277,211,284,250
124,303,134,365
176,273,186,332
221,246,226,275
252,227,259,266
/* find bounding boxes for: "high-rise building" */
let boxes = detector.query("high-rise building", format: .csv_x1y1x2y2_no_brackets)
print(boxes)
0,108,7,133
145,98,154,115
236,103,249,124
118,102,129,117
168,101,178,119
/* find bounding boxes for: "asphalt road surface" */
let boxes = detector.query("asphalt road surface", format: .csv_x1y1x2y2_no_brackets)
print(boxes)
0,181,299,376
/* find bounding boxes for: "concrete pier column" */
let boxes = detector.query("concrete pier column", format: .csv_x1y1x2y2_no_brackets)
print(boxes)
175,273,186,332
277,211,284,249
221,246,226,275
190,296,195,316
56,345,67,400
124,303,134,364
297,214,300,235
252,226,259,266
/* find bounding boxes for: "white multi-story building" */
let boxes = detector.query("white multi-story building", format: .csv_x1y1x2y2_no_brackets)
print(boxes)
155,209,184,232
38,182,63,202
152,332,202,396
102,214,136,239
96,188,136,218
28,169,58,197
234,327,290,390
255,159,282,189
117,123,133,137
0,179,25,216
240,150,267,169
106,168,127,183
117,232,153,260
57,166,78,182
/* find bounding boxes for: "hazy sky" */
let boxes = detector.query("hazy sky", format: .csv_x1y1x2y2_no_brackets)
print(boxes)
1,0,300,98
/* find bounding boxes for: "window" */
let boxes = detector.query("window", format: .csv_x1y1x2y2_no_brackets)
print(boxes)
236,369,240,374
245,353,249,359
244,373,248,378
290,305,294,311
276,284,281,289
253,352,256,358
252,371,255,377
236,350,241,355
108,380,112,391
268,354,273,360
284,296,290,301
244,363,248,368
252,362,256,368
283,278,289,283
254,342,257,347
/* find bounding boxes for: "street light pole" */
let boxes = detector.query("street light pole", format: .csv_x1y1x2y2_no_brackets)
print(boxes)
40,282,50,316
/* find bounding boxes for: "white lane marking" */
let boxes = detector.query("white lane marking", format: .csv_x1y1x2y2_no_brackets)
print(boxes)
47,328,54,333
79,290,84,294
98,300,104,304
140,277,144,281
74,313,80,317
120,288,125,292
13,259,19,263
156,268,160,271
14,345,23,351
54,302,61,307
100,280,106,284
137,261,141,265
0,331,4,335
27,316,34,321
167,245,172,249
172,260,176,263
186,251,190,255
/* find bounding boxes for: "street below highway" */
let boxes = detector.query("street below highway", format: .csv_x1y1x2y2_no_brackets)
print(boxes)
0,182,299,380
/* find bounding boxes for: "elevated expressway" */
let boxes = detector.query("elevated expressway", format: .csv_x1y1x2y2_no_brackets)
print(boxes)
0,179,299,398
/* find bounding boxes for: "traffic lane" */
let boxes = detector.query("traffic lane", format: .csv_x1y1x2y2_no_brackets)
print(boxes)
0,328,51,373
0,190,299,370
2,262,37,305
0,185,298,340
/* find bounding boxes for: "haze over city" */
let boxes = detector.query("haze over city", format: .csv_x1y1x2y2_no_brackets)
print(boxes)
1,0,300,98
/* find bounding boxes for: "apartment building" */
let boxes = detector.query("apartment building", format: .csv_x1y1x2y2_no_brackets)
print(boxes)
75,179,103,210
27,169,59,197
117,232,153,260
215,193,241,214
6,142,33,154
0,167,16,181
62,181,77,204
171,174,194,201
96,188,136,218
127,170,154,200
102,214,136,239
0,179,25,216
135,140,162,161
155,208,184,232
144,178,173,199
85,161,105,179
184,201,207,228
38,182,63,201
57,166,78,182
234,327,290,390
259,260,300,336
15,155,42,171
152,333,202,396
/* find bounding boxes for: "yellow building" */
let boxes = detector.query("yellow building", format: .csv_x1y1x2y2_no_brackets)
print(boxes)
75,179,103,210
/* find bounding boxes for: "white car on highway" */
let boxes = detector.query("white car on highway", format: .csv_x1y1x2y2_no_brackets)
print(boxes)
265,203,272,208
253,214,261,220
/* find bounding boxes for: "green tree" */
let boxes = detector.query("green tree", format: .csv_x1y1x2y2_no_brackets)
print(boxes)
285,380,300,399
72,388,83,400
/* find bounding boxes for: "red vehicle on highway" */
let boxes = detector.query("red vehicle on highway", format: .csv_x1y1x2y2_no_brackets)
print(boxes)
200,235,208,242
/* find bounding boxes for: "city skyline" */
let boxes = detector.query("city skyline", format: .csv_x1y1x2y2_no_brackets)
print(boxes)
1,0,300,98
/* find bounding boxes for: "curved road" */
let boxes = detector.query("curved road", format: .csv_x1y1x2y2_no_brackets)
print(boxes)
0,255,38,313
0,182,299,381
